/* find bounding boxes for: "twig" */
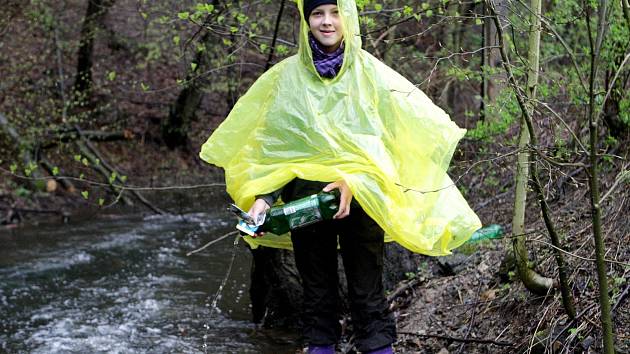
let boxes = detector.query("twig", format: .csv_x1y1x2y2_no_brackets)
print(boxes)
265,0,286,71
396,148,520,194
526,294,554,354
600,166,629,203
387,278,422,303
526,238,630,267
187,230,239,256
399,331,513,347
600,52,630,124
612,282,630,314
511,0,588,94
456,286,481,354
0,166,226,192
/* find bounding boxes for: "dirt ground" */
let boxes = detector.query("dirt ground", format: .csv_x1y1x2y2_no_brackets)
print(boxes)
390,157,630,354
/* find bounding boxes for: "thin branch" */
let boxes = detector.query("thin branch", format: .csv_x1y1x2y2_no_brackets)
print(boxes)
395,148,520,195
124,62,264,94
612,282,630,314
0,166,225,191
265,0,286,71
399,331,513,347
600,51,630,124
534,100,589,154
187,230,239,256
600,166,630,203
512,0,588,94
417,45,500,86
526,238,630,267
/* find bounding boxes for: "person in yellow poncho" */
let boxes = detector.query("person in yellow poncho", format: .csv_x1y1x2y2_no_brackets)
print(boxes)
200,0,482,352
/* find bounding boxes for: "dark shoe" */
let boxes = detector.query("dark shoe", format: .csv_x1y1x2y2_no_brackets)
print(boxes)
307,345,335,354
365,345,393,354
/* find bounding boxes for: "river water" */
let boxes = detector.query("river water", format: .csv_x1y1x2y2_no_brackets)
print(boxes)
0,211,299,353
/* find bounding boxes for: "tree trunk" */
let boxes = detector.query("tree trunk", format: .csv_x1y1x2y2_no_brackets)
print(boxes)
73,0,114,98
510,0,554,295
586,1,615,352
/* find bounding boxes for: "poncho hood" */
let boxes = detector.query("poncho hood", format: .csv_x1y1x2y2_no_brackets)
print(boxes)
200,0,482,255
297,0,361,81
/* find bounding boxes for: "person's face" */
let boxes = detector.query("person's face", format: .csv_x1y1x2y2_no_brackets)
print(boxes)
308,4,343,53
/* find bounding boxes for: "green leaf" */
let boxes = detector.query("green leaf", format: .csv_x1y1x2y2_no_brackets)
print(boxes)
403,5,413,16
52,166,59,176
10,164,17,173
98,198,105,206
195,3,215,13
108,71,117,81
173,35,180,45
141,82,149,91
81,157,89,166
374,3,382,11
79,173,85,180
276,44,288,56
426,9,433,17
236,13,248,24
120,175,128,183
74,154,82,162
421,2,429,10
109,172,117,184
178,12,190,20
475,18,483,26
190,62,198,71
81,190,89,199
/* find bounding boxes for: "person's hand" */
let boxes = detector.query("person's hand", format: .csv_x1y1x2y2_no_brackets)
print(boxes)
248,198,270,237
323,180,352,219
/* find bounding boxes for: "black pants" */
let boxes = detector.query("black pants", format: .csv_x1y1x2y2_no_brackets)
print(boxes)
284,180,396,352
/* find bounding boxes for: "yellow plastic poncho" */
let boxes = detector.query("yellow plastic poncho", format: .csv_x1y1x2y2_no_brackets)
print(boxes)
200,0,481,255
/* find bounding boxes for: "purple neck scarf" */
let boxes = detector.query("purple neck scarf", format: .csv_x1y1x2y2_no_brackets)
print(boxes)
309,34,344,78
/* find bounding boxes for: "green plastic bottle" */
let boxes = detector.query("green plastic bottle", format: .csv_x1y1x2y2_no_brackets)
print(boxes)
467,224,504,243
236,190,340,236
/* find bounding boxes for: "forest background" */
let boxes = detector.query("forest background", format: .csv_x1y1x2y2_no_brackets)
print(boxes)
0,0,628,353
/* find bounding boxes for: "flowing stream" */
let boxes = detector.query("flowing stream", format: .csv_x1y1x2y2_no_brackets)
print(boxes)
0,211,298,353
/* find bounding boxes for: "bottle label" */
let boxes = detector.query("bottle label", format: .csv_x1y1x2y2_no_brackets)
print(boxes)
283,195,323,229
